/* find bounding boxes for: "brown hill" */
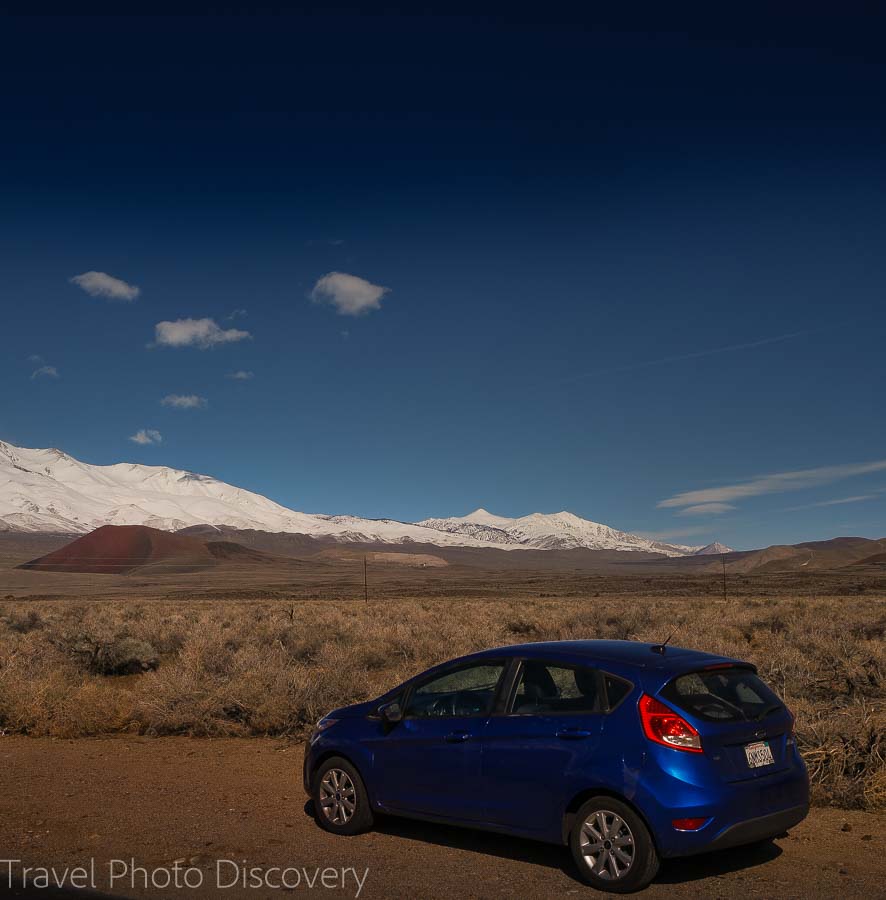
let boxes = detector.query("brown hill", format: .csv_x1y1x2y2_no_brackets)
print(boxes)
205,541,279,563
658,536,886,575
842,550,886,572
856,551,886,565
17,525,279,575
176,525,323,555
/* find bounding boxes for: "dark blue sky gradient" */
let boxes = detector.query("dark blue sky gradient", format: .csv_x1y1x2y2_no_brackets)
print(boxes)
2,7,885,548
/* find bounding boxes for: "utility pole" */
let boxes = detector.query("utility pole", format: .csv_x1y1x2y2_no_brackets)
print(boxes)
363,555,368,603
721,554,727,602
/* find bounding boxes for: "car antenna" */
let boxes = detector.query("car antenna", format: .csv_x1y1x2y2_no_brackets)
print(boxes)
650,632,674,655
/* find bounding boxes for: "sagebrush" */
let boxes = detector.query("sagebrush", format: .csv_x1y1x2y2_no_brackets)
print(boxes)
0,594,883,809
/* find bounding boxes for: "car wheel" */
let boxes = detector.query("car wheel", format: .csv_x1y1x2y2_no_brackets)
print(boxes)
569,797,659,893
312,757,374,835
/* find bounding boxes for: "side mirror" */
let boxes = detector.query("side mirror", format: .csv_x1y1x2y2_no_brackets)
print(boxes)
378,701,403,725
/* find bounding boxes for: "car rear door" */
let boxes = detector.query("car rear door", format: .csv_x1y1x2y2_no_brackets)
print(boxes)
480,659,604,837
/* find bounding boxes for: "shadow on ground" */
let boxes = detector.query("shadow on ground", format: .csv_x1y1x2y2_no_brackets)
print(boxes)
302,800,783,887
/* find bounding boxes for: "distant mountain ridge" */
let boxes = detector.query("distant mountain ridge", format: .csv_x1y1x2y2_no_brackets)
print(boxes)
694,542,733,556
707,536,886,574
417,509,711,556
0,440,724,557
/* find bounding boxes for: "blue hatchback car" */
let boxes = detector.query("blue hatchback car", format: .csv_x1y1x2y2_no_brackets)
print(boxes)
304,640,809,892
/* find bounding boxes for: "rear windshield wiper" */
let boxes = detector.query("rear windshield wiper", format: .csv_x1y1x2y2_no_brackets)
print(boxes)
701,694,749,721
752,702,783,721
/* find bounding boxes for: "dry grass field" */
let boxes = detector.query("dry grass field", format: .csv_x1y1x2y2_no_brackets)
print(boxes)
1,589,884,811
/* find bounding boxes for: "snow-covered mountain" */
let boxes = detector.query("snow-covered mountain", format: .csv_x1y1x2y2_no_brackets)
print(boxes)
418,509,516,545
692,542,735,555
0,441,710,556
0,441,483,547
418,509,699,556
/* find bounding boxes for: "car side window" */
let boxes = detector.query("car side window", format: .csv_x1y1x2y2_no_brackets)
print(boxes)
603,673,632,710
509,660,602,715
404,663,506,718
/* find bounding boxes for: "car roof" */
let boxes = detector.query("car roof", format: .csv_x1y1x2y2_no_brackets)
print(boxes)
462,639,743,673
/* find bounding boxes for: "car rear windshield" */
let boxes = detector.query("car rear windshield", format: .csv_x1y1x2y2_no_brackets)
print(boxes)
661,666,784,723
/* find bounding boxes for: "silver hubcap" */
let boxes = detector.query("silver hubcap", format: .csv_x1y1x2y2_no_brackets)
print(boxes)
579,809,635,880
318,768,357,825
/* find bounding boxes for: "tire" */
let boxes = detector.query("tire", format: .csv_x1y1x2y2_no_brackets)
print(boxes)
569,796,659,893
312,756,374,835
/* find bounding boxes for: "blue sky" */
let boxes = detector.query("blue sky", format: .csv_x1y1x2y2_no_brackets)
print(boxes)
1,8,885,550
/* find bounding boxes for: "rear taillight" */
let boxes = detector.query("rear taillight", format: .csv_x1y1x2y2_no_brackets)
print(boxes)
639,694,703,753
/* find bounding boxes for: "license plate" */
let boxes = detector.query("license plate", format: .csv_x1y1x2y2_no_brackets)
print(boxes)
744,740,774,768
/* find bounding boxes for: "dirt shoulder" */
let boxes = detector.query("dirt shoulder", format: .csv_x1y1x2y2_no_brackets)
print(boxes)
1,736,884,899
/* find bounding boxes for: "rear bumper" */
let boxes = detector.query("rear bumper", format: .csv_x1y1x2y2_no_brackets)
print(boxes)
683,803,808,856
639,750,810,858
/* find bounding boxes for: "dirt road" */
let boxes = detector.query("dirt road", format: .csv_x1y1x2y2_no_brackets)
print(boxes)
1,737,884,899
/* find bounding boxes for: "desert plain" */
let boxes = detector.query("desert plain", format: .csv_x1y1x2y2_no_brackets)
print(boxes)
1,530,884,897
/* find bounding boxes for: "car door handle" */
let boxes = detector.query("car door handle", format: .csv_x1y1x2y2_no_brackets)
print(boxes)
556,729,592,740
444,731,471,743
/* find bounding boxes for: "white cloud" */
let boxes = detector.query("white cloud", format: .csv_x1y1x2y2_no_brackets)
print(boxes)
28,354,44,363
70,271,140,302
659,459,886,510
227,370,254,380
782,494,879,512
129,429,162,445
161,394,207,409
153,318,251,349
226,308,248,320
31,366,58,379
311,271,389,316
675,503,736,517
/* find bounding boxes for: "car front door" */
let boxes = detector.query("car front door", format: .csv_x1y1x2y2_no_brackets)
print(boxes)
480,659,604,837
370,660,507,821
